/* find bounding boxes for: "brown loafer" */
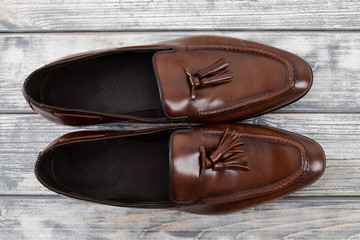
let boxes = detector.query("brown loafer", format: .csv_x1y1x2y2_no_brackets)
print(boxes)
23,36,312,126
35,124,325,215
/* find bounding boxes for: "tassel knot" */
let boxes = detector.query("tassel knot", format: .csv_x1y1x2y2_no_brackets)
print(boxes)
198,129,250,181
185,58,233,101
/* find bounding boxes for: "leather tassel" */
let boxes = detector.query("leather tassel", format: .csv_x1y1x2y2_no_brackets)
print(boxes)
200,72,233,87
197,58,231,79
185,58,233,101
199,128,249,181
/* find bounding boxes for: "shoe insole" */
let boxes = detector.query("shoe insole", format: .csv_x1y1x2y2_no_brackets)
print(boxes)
50,131,171,202
40,52,164,117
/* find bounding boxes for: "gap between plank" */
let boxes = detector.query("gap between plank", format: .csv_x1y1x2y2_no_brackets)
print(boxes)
0,195,359,200
1,111,360,115
0,29,360,34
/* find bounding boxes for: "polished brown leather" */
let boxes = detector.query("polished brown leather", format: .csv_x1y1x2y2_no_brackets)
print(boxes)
35,124,325,215
23,36,312,125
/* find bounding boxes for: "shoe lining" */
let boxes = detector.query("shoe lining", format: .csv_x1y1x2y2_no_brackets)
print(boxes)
39,51,164,118
47,131,171,203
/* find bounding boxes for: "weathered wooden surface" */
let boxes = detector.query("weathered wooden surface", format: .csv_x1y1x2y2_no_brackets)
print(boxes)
1,197,360,239
1,0,360,31
1,0,360,239
1,32,360,113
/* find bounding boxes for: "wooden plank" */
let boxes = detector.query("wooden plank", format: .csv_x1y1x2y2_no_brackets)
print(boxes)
1,0,360,31
1,32,360,113
0,113,359,196
0,197,360,239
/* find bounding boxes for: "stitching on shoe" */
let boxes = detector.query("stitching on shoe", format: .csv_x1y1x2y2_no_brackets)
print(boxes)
202,135,302,201
184,45,297,118
169,129,194,205
170,127,309,204
197,128,308,204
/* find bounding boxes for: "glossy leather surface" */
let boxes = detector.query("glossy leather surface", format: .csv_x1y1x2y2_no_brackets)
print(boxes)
36,124,325,215
23,36,312,125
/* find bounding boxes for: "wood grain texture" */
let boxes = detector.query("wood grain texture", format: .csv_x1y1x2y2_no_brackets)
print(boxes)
1,113,359,196
1,0,359,31
1,1,359,238
0,197,360,239
1,32,360,113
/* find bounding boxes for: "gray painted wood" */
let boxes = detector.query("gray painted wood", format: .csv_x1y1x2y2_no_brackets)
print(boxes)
1,0,360,31
1,32,360,113
1,113,359,196
1,197,360,239
1,1,359,238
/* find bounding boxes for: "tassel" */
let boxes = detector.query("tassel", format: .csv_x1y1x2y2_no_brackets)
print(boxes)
198,128,250,181
185,58,233,101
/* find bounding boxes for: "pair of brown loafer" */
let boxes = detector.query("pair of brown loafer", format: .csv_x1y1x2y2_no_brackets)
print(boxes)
23,36,325,215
